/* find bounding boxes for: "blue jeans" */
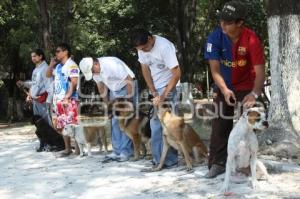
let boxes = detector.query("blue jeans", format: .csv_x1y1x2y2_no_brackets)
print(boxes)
109,81,138,157
151,87,178,166
33,100,52,125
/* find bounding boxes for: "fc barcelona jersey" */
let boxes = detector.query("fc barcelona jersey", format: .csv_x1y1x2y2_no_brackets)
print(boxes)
205,27,265,91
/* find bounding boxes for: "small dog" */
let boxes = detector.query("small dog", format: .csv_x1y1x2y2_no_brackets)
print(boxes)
62,124,108,156
150,105,208,172
221,107,270,192
113,100,152,160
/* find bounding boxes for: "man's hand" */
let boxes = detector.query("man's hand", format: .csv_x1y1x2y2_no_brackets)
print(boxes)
26,95,32,102
223,89,236,106
242,93,256,108
152,95,165,106
63,97,70,106
49,57,59,68
16,80,24,88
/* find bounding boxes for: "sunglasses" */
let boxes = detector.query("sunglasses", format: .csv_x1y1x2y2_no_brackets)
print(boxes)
55,49,63,53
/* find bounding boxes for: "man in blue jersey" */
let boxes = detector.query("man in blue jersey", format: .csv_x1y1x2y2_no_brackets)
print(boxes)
204,1,265,178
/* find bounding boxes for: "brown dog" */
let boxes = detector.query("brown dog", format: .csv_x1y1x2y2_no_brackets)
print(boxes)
63,124,108,156
151,105,208,171
112,100,152,161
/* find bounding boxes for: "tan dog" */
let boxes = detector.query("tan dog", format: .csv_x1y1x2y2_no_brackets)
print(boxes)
151,105,208,172
63,124,108,156
113,100,151,161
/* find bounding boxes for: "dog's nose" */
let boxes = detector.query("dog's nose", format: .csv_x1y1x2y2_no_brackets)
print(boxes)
262,121,269,128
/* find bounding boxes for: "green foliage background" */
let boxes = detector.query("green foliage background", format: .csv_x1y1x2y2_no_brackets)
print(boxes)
0,0,268,120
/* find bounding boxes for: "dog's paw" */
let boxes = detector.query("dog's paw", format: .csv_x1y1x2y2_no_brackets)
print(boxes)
251,180,260,190
220,184,229,193
141,166,161,173
186,166,194,173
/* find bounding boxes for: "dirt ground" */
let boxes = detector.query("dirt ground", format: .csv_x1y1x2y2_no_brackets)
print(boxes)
1,124,300,199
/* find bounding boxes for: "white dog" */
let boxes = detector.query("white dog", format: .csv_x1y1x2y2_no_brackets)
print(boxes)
62,124,108,156
221,107,270,192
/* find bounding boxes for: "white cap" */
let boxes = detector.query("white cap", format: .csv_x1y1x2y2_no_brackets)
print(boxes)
79,57,93,81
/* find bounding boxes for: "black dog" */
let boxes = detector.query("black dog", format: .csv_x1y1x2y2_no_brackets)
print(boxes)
32,115,65,152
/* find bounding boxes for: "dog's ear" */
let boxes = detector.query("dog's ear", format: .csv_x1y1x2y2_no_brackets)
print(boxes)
160,103,172,112
251,102,266,112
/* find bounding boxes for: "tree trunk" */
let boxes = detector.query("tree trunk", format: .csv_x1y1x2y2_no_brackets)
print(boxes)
260,0,300,158
170,0,197,82
61,1,73,42
38,0,53,51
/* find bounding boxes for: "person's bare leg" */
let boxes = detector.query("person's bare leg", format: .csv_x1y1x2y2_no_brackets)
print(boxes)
63,135,71,154
74,140,80,155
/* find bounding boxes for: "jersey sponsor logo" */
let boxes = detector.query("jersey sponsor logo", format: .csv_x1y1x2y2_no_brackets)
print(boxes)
238,46,247,56
70,68,79,74
221,59,247,67
207,43,212,52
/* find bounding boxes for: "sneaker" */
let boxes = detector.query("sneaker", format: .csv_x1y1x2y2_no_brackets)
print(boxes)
162,163,178,169
102,152,120,163
43,144,52,152
105,152,119,159
205,164,225,178
116,154,130,162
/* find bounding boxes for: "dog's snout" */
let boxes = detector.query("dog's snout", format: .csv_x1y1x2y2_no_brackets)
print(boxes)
262,121,269,128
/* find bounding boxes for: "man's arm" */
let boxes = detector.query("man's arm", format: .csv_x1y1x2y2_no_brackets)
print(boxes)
46,58,58,78
252,64,265,95
209,60,236,106
161,66,181,100
124,75,134,99
152,66,181,106
64,77,78,100
96,81,108,103
141,64,157,96
242,64,265,107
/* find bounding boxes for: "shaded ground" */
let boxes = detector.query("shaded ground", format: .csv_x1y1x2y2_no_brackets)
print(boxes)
0,125,300,199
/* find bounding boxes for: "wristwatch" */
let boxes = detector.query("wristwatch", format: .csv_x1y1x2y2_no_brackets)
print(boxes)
251,91,259,99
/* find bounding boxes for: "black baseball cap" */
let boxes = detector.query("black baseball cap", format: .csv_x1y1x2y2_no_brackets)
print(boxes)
218,1,247,21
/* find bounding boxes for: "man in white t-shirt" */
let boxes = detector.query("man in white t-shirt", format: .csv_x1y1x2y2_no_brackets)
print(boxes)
131,29,181,168
79,57,136,162
46,43,80,157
